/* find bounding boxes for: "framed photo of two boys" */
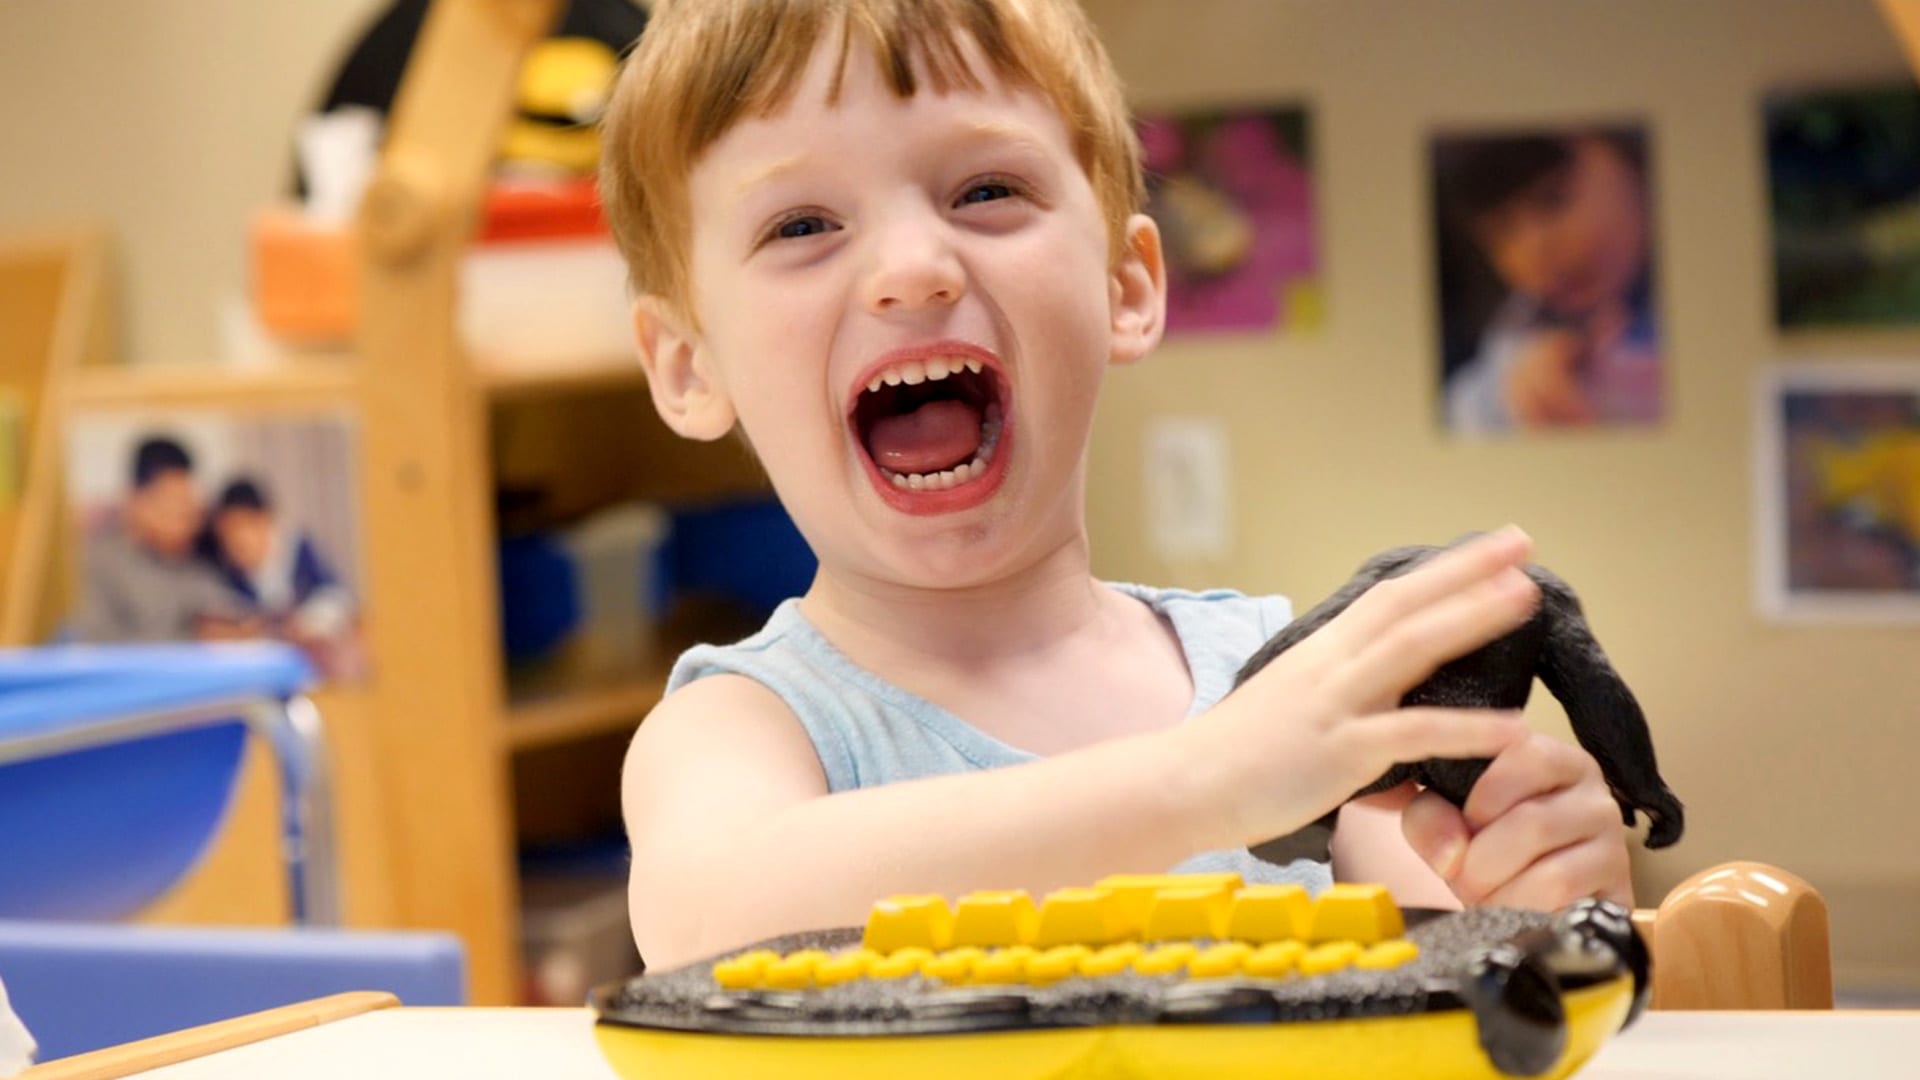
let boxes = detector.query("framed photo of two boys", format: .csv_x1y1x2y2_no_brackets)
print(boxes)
62,409,369,682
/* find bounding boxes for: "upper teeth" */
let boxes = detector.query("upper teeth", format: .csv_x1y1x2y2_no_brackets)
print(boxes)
867,356,985,393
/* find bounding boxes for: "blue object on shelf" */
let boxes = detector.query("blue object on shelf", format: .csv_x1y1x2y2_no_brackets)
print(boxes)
0,642,332,923
656,499,817,617
0,920,465,1061
497,532,582,661
0,726,245,922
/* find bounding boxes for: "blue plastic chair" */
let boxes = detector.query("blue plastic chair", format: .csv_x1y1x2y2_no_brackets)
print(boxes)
0,642,336,924
0,920,465,1061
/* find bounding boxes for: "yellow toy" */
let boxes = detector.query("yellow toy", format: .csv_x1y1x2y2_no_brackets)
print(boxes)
592,874,1648,1079
501,37,619,175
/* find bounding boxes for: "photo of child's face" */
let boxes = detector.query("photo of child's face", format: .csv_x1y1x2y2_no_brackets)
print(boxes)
1470,137,1646,320
126,470,203,559
214,506,274,573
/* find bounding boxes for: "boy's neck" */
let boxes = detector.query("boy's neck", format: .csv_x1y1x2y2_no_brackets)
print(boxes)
798,533,1118,667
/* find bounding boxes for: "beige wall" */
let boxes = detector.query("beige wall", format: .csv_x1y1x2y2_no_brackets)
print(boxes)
0,0,385,366
1085,0,1919,992
2,0,1912,991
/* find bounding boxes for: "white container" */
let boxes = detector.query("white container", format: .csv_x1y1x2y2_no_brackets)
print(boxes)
560,502,669,676
458,239,633,364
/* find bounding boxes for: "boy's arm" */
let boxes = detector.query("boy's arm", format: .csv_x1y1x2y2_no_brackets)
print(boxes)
623,671,1231,970
626,528,1546,969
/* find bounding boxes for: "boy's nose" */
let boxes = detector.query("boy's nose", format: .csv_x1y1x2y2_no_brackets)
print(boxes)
861,223,966,314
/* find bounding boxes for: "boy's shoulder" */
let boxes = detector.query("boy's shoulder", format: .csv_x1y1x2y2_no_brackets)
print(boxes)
664,598,811,696
1105,581,1295,637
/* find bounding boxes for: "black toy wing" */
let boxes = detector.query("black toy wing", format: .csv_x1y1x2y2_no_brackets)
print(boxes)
1530,568,1685,849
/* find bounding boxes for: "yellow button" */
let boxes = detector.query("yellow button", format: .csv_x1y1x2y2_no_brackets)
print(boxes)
1143,886,1231,941
1307,884,1404,944
813,949,878,986
1300,941,1363,976
1357,940,1420,970
868,947,934,979
1189,942,1254,978
763,949,829,989
1095,873,1240,936
1079,942,1144,978
1132,942,1198,976
921,947,984,982
1226,884,1313,943
863,894,954,953
951,890,1040,947
712,949,778,989
1028,945,1093,983
971,945,1037,984
1245,940,1306,978
1034,887,1122,947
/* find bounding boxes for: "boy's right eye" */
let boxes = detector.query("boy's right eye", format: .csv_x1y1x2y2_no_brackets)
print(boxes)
765,212,838,244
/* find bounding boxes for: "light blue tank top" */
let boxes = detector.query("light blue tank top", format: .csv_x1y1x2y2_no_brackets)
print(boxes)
666,583,1333,892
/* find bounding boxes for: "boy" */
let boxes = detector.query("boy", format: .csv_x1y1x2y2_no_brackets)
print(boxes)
603,0,1631,970
201,478,355,644
73,436,246,643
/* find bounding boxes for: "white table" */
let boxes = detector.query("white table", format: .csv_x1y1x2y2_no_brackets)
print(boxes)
114,1006,1919,1079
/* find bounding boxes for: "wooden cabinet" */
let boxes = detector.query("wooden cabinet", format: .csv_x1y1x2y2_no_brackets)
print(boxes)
3,0,768,1004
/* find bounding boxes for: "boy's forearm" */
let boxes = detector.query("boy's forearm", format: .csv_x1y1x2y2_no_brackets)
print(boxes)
646,726,1226,965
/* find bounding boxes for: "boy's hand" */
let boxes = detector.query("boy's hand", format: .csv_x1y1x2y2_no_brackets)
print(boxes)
1400,737,1634,908
1504,330,1595,427
1176,527,1540,853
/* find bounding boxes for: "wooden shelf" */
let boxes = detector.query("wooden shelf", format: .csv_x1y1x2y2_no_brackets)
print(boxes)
65,359,361,410
478,351,646,402
503,671,667,752
499,598,765,753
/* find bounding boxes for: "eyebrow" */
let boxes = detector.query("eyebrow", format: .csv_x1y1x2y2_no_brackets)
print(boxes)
729,118,1056,206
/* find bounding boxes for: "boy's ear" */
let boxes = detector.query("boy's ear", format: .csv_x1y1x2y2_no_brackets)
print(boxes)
632,294,735,441
1108,213,1168,366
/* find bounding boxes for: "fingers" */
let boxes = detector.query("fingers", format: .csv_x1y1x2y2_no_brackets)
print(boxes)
1324,526,1534,653
1476,834,1634,910
1400,788,1471,880
1449,778,1626,907
1326,564,1540,710
1344,707,1530,773
1461,736,1597,831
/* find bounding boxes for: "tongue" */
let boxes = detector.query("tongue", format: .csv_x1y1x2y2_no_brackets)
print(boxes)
866,398,983,476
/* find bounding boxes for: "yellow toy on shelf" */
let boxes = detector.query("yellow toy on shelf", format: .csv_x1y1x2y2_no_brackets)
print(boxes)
591,873,1649,1080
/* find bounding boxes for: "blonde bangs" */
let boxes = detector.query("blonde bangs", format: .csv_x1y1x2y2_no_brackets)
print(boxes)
600,0,1143,312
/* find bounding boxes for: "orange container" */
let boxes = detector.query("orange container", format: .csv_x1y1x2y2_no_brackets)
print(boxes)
249,205,359,344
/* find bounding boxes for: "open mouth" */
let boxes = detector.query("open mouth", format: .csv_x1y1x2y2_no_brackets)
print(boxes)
849,347,1008,509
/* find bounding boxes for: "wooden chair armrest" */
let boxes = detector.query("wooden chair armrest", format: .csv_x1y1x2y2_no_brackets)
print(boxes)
18,991,396,1080
1633,861,1833,1010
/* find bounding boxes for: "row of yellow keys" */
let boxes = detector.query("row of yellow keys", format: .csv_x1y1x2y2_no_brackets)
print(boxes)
713,936,1420,990
712,875,1421,991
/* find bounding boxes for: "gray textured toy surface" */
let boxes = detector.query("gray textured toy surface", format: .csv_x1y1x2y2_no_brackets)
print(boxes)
1235,540,1685,866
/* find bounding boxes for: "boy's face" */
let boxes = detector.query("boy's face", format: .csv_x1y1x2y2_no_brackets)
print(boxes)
126,470,202,560
665,36,1162,587
1472,137,1646,319
214,507,274,573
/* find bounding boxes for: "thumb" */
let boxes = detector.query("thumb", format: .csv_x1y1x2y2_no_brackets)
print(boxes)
1402,790,1471,882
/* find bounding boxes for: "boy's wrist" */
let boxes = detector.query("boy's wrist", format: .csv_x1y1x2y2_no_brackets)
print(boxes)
1146,711,1248,857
